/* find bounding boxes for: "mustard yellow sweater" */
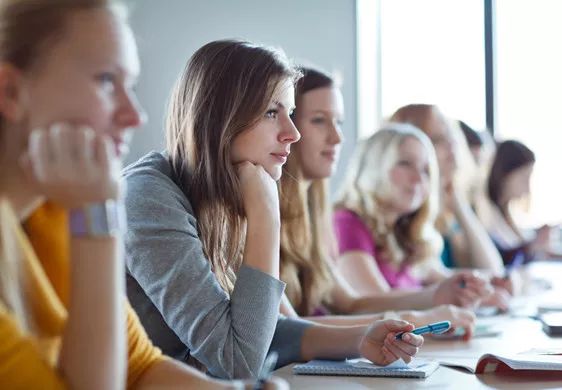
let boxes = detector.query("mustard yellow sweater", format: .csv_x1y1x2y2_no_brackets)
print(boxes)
0,202,165,389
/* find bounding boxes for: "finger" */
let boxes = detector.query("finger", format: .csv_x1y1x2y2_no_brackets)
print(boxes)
384,341,413,363
28,129,50,181
399,332,424,347
51,124,74,180
95,134,116,173
381,345,399,363
387,334,421,356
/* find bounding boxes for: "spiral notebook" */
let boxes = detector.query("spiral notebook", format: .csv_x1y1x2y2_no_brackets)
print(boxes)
293,358,439,378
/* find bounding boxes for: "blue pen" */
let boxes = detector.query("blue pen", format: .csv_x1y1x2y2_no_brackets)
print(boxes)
395,321,451,340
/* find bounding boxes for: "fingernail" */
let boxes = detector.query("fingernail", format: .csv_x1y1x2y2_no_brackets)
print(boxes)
403,334,410,342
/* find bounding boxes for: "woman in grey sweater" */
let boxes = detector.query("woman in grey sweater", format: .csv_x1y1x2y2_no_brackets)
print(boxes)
124,39,423,380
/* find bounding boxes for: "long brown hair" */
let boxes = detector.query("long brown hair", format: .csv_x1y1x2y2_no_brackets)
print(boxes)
166,40,300,293
487,139,535,226
0,0,123,329
279,67,335,316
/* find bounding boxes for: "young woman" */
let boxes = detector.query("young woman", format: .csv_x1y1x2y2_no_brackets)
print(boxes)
278,67,476,333
477,140,561,264
0,1,284,388
388,104,505,274
124,40,424,380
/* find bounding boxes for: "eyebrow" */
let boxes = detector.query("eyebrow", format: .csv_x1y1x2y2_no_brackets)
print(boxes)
273,100,296,112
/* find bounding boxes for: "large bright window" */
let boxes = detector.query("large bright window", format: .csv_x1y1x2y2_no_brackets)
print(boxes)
378,0,486,128
496,0,562,226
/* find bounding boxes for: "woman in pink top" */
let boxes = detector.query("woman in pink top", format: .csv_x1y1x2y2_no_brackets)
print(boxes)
335,124,445,294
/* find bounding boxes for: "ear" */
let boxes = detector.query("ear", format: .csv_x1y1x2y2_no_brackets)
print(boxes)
0,63,27,122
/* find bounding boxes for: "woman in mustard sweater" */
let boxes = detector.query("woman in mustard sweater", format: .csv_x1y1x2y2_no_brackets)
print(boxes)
0,0,284,389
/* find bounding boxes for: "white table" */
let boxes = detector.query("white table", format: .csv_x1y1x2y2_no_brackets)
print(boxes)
275,262,562,389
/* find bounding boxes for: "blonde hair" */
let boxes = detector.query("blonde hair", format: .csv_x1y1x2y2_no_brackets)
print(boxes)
166,40,300,293
279,158,335,316
335,123,442,266
0,0,124,330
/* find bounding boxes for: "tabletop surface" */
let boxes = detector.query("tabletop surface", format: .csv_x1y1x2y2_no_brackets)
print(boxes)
275,261,562,389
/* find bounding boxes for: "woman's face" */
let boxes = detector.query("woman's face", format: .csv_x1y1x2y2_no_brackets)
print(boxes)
293,86,344,180
4,9,144,159
423,111,457,184
388,137,431,215
231,79,301,181
503,163,534,202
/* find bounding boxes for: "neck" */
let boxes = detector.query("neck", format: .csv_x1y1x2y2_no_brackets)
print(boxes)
381,208,400,227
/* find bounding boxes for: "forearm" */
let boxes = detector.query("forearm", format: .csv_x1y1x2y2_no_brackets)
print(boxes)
348,288,435,313
454,201,504,273
136,359,243,390
243,213,280,277
301,324,365,361
59,236,126,390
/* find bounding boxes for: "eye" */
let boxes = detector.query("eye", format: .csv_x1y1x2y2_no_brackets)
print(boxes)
265,109,278,119
397,160,411,167
96,72,116,92
311,117,325,124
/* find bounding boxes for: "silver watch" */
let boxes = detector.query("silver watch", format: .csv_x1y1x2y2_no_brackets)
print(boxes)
69,200,125,237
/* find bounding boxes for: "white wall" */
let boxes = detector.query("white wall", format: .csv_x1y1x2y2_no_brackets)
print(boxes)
127,0,357,189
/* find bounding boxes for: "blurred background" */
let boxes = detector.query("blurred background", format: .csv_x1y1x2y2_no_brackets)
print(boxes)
127,0,562,227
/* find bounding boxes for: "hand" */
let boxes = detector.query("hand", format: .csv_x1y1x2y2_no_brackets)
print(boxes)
236,162,280,222
532,225,552,254
359,319,424,365
491,275,514,295
21,124,122,208
411,305,476,340
240,376,289,390
479,286,511,312
432,271,493,308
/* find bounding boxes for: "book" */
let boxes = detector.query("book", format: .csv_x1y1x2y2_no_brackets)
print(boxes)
435,352,562,374
292,358,439,378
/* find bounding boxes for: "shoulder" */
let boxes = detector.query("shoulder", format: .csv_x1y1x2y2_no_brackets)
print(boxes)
123,151,194,214
333,208,369,231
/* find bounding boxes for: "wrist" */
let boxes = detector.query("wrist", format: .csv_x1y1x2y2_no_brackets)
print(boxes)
69,200,125,238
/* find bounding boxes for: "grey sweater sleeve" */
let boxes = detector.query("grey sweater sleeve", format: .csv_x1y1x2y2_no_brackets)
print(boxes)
123,155,290,379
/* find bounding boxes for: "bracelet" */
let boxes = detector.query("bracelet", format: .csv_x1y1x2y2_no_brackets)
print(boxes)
69,200,125,237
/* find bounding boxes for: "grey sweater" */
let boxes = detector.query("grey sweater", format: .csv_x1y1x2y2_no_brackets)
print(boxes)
123,151,311,379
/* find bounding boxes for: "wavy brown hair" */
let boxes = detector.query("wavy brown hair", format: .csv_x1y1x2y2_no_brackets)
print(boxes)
166,40,300,293
279,67,336,315
0,0,122,330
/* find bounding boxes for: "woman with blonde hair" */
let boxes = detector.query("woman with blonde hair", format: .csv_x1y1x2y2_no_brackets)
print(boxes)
334,122,495,310
388,104,504,272
278,67,478,334
124,40,424,379
0,0,285,388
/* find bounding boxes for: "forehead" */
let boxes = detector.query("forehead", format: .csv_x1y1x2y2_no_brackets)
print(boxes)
299,87,343,112
36,9,139,77
399,137,427,158
271,79,295,104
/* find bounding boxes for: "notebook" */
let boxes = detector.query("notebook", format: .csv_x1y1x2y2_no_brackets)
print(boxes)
293,358,439,378
436,352,562,374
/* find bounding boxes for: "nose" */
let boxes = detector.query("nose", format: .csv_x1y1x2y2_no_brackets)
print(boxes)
328,122,343,145
115,88,147,130
279,116,301,144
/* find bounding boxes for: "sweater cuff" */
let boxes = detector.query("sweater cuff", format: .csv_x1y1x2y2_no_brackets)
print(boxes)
270,316,313,368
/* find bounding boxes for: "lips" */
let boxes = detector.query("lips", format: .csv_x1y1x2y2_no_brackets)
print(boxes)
270,151,289,164
112,137,129,158
321,150,337,161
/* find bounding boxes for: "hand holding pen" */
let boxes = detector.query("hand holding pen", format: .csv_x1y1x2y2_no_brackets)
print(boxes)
252,352,287,390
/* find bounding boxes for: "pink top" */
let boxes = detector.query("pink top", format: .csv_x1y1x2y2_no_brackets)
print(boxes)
333,208,422,290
